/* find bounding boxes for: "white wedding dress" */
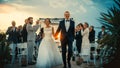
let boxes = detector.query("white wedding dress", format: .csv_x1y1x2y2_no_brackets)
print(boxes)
36,27,62,68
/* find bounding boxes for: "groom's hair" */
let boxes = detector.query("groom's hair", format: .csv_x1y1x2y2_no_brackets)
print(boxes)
65,11,70,13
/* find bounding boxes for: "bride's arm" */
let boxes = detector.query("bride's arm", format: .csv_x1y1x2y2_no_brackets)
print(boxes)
52,27,54,36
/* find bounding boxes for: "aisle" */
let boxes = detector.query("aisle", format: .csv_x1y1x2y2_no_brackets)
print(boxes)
5,60,100,68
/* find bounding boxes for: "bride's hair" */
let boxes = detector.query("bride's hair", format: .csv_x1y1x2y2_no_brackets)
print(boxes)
40,28,44,33
44,18,51,24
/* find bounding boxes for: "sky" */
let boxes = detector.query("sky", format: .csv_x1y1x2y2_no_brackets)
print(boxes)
0,0,115,31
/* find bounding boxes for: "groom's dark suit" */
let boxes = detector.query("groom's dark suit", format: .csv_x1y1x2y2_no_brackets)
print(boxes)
55,19,75,67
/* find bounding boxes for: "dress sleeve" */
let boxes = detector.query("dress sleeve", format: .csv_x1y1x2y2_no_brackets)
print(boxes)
81,28,89,36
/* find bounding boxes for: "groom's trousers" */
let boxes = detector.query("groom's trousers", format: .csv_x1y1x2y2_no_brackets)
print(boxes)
61,38,73,66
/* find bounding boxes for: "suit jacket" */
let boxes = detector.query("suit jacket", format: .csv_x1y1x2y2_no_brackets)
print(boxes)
75,30,82,42
26,23,40,41
55,19,75,42
21,24,27,42
17,29,23,43
6,26,18,43
89,30,95,43
98,31,107,40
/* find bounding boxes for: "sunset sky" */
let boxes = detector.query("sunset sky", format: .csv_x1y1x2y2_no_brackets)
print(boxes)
0,0,115,31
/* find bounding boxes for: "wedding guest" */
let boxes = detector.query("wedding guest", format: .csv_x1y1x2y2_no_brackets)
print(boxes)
81,22,90,64
26,17,40,65
17,25,23,43
89,26,95,60
75,23,83,56
6,21,18,64
89,26,95,43
97,26,107,60
13,25,23,60
98,26,107,41
22,19,28,43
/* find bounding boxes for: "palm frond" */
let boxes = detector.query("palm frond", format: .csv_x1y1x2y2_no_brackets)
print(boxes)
98,0,120,67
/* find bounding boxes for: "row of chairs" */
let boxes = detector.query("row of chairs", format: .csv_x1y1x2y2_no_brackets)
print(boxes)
9,43,28,65
72,40,98,65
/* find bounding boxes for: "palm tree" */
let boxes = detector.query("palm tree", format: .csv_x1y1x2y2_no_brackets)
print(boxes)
98,0,120,68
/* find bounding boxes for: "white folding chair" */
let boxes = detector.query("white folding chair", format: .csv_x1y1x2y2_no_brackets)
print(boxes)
90,43,98,65
17,43,28,64
72,40,77,55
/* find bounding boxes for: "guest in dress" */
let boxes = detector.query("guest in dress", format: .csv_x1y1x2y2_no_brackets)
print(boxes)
81,22,90,63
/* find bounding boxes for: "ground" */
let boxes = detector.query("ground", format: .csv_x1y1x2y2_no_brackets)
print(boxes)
5,60,101,68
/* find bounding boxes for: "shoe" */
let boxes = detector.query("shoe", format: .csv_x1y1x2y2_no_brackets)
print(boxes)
76,54,79,56
28,62,36,65
68,62,71,68
63,66,67,68
21,64,27,67
72,56,75,61
63,64,67,68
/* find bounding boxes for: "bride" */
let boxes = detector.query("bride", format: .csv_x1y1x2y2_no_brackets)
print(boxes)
36,18,62,68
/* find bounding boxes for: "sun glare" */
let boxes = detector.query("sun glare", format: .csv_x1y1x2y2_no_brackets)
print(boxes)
0,11,40,31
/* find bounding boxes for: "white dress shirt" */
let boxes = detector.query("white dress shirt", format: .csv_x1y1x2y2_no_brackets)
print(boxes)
65,19,70,32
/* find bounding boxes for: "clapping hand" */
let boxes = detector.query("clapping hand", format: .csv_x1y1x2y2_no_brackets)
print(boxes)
36,20,40,25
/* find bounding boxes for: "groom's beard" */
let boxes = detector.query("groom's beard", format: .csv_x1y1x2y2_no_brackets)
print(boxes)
29,22,33,25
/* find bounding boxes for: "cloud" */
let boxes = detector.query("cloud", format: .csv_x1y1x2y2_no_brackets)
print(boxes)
0,4,17,13
82,0,94,5
49,0,79,9
0,0,115,30
10,3,35,10
79,5,87,13
49,0,68,8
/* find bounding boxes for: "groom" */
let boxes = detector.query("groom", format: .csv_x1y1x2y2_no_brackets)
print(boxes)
54,11,75,68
